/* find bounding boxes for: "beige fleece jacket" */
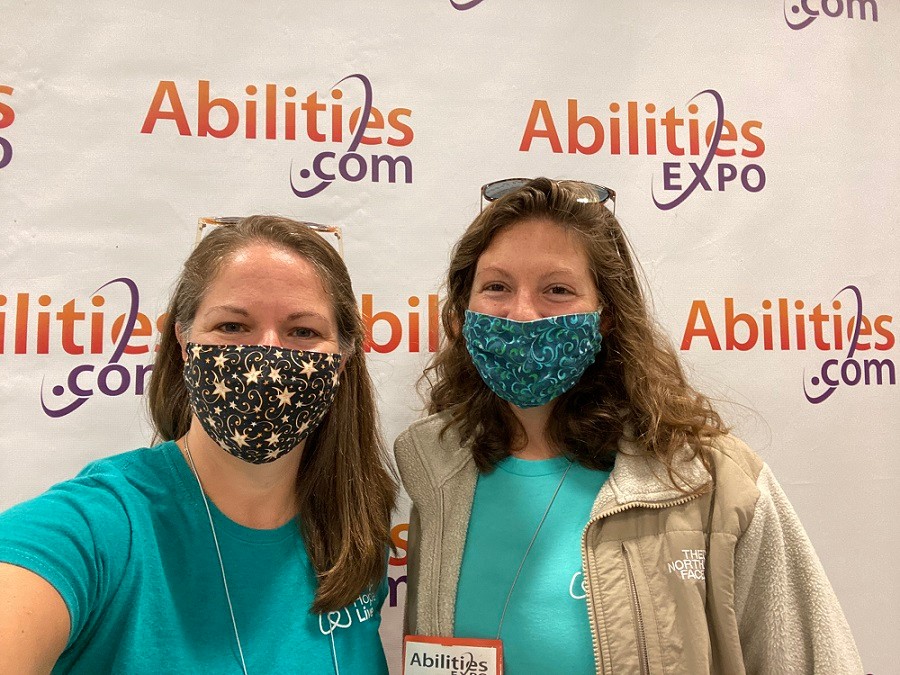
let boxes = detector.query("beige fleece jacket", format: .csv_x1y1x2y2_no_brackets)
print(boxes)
395,412,863,675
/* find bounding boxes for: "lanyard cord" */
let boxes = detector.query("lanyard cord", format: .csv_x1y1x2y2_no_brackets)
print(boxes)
183,438,250,675
182,438,342,675
495,460,573,639
330,630,341,675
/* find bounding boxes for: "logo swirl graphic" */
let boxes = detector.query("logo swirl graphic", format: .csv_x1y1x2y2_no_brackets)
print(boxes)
569,571,588,600
803,285,864,404
784,0,819,29
0,84,13,170
652,89,725,210
0,137,10,170
290,73,374,198
40,278,140,417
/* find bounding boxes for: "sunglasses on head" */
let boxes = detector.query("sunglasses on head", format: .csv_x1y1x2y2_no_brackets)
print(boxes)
480,178,616,214
195,217,344,257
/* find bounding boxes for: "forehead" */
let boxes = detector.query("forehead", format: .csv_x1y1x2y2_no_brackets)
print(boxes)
200,243,332,311
477,218,591,271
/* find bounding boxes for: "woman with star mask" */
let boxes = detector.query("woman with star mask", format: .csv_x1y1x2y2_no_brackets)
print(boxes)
395,178,862,674
0,216,396,673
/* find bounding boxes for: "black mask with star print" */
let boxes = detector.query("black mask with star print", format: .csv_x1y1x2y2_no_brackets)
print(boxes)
182,343,341,464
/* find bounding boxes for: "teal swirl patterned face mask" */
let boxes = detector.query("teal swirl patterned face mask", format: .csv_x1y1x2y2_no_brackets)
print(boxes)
462,309,603,409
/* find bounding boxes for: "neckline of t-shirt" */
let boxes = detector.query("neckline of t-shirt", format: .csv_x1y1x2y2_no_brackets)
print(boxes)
496,454,573,477
161,440,300,544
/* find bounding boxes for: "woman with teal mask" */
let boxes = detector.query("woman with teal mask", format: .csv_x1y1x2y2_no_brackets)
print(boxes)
395,178,862,674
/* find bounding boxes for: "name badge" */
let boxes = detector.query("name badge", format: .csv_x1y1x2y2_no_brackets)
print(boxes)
403,635,503,675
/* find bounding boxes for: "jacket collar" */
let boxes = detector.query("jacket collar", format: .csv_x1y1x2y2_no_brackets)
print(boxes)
591,437,711,518
418,412,711,516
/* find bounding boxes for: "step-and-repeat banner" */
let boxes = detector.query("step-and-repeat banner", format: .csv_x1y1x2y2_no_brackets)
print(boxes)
2,1,897,672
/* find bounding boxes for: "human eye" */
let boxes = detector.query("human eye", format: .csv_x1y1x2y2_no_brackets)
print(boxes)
482,282,508,293
291,326,322,339
547,285,574,296
215,322,246,334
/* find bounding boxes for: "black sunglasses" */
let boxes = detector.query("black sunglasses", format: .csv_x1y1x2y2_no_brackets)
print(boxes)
480,178,616,213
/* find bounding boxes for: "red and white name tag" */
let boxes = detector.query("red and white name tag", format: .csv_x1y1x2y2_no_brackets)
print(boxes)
403,635,503,675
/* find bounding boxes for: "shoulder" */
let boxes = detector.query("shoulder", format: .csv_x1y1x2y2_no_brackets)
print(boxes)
612,432,763,499
2,442,180,529
393,411,473,494
0,441,181,587
609,433,766,534
702,434,768,536
705,434,764,484
0,444,177,652
76,442,178,488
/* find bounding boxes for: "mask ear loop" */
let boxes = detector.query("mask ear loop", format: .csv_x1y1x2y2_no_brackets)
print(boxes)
596,308,605,339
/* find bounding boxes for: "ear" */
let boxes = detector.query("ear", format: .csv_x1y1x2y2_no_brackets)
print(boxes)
446,308,462,339
598,307,613,335
337,352,348,377
175,322,188,361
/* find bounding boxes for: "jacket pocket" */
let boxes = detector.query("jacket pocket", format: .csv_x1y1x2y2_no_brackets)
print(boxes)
588,533,712,674
627,533,717,674
622,541,652,675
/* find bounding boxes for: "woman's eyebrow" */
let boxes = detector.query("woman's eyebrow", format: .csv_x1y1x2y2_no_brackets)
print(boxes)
474,265,512,277
475,265,581,280
285,311,329,322
538,268,580,280
204,305,249,317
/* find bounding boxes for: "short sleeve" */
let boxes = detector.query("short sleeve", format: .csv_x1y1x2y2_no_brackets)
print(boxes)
0,477,132,646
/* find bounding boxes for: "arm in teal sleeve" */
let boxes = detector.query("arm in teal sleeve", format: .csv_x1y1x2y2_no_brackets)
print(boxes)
0,476,132,647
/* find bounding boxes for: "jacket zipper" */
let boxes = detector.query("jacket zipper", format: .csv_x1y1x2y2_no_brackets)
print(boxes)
581,492,703,675
581,540,604,674
622,542,650,675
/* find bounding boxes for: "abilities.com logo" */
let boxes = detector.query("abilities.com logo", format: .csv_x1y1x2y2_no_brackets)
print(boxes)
519,89,765,210
0,85,14,170
1,279,166,417
2,285,439,418
785,0,878,29
681,285,896,403
140,74,414,198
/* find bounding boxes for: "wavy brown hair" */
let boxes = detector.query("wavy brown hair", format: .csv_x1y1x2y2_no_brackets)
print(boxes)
426,178,726,484
147,215,396,612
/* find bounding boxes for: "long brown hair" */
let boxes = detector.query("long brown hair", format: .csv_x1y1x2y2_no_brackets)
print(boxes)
426,178,726,483
147,215,396,612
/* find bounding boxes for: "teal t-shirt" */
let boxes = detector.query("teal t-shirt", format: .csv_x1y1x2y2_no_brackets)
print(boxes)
0,441,388,674
454,455,610,674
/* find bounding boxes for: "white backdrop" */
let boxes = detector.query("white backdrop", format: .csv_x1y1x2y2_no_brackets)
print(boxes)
1,2,897,673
